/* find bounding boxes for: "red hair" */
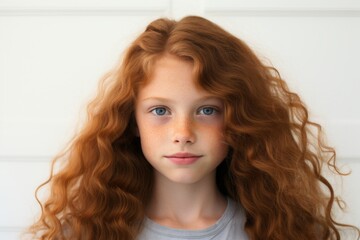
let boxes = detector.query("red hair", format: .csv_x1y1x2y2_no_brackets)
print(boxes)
28,16,359,239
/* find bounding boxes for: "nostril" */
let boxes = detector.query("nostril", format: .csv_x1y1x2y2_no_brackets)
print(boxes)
173,135,195,145
172,118,196,144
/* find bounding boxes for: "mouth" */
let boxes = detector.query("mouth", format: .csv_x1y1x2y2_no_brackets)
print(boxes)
164,152,203,165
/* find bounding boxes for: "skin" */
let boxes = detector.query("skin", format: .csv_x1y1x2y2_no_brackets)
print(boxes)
135,54,229,229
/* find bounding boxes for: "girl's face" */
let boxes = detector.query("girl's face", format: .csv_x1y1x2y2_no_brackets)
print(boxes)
135,54,228,184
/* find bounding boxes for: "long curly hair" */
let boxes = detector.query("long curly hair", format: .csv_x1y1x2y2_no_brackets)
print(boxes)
28,16,359,240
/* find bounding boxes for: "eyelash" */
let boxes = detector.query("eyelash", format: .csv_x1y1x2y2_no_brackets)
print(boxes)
149,106,219,116
150,107,170,116
198,107,218,115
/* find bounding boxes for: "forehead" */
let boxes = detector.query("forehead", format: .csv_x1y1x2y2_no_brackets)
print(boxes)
138,54,208,98
150,54,195,81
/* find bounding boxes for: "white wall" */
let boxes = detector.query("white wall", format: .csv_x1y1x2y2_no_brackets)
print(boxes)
0,0,359,238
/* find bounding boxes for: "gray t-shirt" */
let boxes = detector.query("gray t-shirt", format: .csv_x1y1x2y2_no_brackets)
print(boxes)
137,198,249,240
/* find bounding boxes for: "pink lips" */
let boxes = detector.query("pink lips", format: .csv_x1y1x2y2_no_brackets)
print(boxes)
165,152,202,165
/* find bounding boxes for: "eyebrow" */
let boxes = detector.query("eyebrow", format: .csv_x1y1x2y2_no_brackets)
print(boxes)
141,96,222,103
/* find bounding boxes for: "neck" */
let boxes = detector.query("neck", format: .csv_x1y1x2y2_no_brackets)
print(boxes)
146,172,227,229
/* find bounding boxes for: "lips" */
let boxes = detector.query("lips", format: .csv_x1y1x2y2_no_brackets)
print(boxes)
164,152,202,165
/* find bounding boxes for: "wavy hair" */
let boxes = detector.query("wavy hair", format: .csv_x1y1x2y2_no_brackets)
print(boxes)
28,16,359,239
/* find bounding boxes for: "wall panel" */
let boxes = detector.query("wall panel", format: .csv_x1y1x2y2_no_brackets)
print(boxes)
205,0,360,12
0,15,167,157
0,1,170,238
203,4,360,231
1,0,359,238
203,15,360,158
0,0,170,14
0,161,51,231
0,231,21,240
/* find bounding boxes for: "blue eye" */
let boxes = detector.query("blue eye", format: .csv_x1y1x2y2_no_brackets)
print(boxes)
199,107,216,115
151,107,168,116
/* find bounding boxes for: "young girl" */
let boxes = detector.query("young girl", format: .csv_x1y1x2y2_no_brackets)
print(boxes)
28,16,359,239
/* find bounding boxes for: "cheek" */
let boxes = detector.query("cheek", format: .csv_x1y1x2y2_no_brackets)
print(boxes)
139,122,165,139
202,120,225,140
138,130,156,163
213,138,229,159
138,124,165,155
201,125,228,154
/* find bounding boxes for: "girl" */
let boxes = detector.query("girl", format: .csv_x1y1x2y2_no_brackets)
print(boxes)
28,16,359,239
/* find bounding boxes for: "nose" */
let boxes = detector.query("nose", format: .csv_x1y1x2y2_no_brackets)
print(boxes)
172,116,196,145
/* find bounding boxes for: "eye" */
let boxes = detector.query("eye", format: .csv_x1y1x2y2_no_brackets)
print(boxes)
150,107,169,116
198,107,217,115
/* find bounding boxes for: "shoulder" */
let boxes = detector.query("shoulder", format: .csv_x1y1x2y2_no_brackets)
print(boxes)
218,198,248,239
